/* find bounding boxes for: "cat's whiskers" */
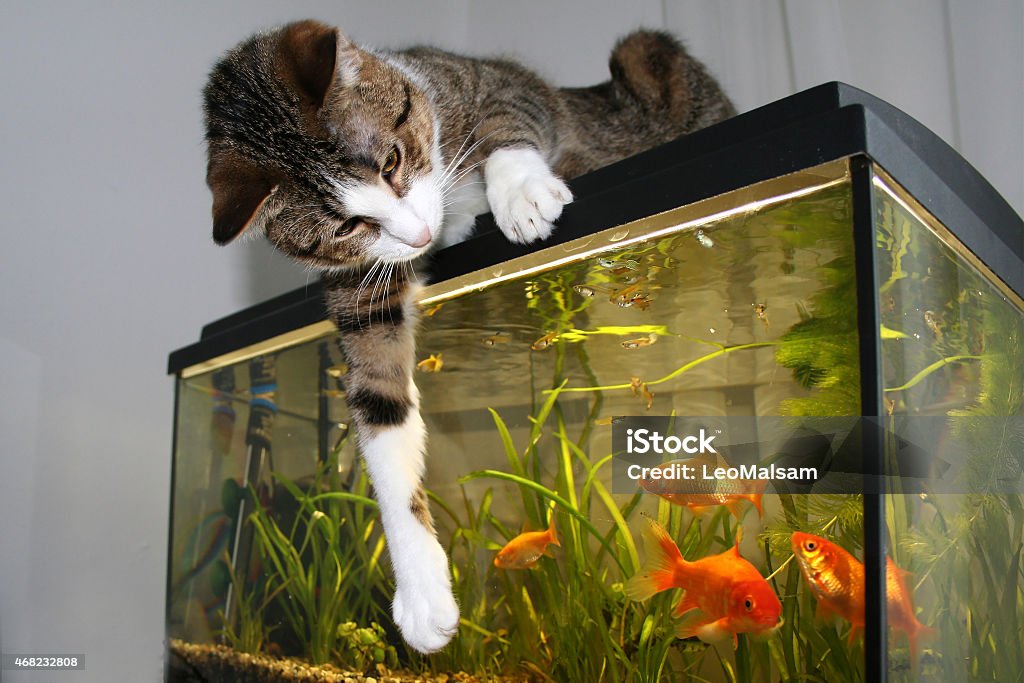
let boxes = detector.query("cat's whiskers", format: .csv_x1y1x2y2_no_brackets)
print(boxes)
435,130,495,193
355,259,384,329
438,119,488,180
441,181,487,208
438,163,485,201
369,260,391,325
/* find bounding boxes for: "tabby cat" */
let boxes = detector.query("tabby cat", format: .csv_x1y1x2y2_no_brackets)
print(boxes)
203,19,734,653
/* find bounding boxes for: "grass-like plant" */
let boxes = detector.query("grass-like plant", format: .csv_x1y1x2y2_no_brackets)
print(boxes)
244,455,390,664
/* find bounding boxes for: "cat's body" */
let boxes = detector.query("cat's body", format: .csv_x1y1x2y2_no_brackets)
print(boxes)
203,20,734,654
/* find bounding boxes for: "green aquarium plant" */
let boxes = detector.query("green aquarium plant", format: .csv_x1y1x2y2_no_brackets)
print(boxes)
244,456,391,665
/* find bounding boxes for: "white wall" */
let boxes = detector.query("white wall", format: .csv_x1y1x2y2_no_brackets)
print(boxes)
0,2,1019,680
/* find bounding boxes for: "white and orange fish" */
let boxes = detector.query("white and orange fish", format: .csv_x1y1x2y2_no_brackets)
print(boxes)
493,514,560,570
627,519,782,646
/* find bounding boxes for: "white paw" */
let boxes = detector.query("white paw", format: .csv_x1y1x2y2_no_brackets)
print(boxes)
484,147,572,244
391,539,460,653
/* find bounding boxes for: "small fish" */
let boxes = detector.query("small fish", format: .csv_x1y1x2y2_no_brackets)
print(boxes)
610,284,653,309
884,397,896,416
482,333,511,347
627,519,782,646
573,284,598,297
621,333,658,349
416,353,443,372
791,533,936,667
753,302,769,327
594,416,621,426
639,458,766,518
321,389,346,399
531,331,559,351
630,376,655,410
325,363,349,379
923,310,942,339
423,302,445,317
625,293,653,311
493,515,560,570
598,257,640,271
695,229,714,248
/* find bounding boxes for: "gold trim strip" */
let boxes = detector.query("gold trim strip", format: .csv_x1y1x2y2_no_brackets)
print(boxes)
180,320,336,379
180,158,852,379
871,167,1024,312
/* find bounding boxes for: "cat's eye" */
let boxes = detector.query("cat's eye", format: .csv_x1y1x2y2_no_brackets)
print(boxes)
381,147,400,177
335,216,363,238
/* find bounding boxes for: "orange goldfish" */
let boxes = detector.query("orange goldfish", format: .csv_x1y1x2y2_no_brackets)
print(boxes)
627,519,782,646
791,532,936,667
639,458,766,518
493,516,560,570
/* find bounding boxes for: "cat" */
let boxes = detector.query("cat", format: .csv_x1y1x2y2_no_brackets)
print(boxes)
203,19,735,654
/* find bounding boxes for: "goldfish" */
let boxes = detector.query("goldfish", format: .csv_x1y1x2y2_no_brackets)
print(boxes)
627,519,782,646
791,532,936,667
423,302,445,317
493,514,559,569
531,331,559,351
482,333,511,347
639,457,765,518
621,333,658,349
416,353,443,372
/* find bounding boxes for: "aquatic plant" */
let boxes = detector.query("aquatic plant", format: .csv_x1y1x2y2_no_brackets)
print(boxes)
245,458,390,664
336,621,399,673
216,560,287,655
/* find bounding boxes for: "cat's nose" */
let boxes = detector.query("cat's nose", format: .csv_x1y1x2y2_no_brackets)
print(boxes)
407,225,432,248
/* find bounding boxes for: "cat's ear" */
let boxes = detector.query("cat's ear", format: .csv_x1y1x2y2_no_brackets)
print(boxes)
207,151,281,245
278,20,360,109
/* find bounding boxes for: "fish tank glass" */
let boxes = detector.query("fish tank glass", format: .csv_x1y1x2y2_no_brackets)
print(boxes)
166,84,1023,682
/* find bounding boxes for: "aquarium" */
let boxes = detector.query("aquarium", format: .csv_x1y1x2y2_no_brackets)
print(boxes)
166,84,1023,682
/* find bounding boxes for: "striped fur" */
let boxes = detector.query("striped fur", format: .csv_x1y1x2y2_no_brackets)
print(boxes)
203,20,734,653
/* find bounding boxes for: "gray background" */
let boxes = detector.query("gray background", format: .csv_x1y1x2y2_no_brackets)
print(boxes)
1,1,1020,680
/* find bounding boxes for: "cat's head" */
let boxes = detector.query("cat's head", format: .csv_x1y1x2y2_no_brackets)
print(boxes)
203,20,443,269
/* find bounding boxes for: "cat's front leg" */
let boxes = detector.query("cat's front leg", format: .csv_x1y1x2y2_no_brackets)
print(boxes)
327,273,459,654
356,389,460,654
484,147,572,244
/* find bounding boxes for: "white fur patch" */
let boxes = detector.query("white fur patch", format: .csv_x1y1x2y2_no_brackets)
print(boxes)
484,147,572,244
357,389,459,653
334,177,443,261
439,171,488,247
